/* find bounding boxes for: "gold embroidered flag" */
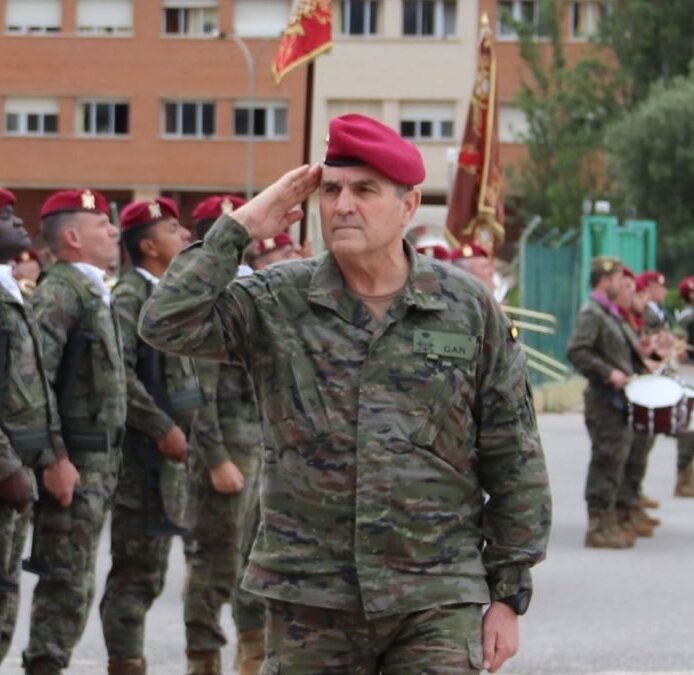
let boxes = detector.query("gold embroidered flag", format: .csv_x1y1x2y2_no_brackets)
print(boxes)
445,14,505,253
272,0,333,84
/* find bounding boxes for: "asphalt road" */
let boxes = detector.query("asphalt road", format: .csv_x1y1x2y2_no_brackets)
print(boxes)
5,412,694,674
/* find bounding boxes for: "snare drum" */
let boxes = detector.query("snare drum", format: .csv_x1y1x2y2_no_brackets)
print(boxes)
624,375,684,436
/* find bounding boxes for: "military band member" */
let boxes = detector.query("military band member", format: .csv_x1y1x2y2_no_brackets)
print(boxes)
0,189,80,666
141,114,551,674
98,198,203,675
22,189,126,675
636,271,669,332
451,242,496,292
184,195,266,675
675,275,694,497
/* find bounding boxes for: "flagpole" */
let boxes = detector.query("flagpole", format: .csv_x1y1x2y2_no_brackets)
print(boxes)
299,61,315,245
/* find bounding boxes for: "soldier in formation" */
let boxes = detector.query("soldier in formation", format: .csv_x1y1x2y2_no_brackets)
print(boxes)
99,197,204,675
22,189,127,675
140,114,551,673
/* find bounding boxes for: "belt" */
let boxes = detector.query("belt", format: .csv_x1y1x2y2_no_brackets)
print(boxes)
5,427,52,454
168,388,205,414
62,426,125,454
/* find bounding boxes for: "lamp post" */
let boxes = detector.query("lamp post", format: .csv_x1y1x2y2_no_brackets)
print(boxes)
228,32,255,200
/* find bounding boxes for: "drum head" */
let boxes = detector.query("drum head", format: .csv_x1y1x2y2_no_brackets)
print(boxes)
625,375,684,407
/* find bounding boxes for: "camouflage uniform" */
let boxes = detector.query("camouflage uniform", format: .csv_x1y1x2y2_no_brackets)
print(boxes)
676,308,694,493
140,216,551,671
0,284,65,664
23,261,126,675
184,360,265,656
99,269,202,662
567,297,643,530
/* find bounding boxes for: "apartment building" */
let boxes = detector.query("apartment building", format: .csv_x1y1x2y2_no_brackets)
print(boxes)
0,0,304,229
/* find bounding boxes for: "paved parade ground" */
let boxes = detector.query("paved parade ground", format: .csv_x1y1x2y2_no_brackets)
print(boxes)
5,411,694,674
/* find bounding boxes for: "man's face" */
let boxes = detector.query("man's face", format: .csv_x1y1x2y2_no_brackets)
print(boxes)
319,165,419,259
142,218,191,267
631,289,648,314
649,281,667,304
615,276,635,310
0,205,31,261
71,211,120,270
252,245,300,271
603,270,624,301
460,256,495,291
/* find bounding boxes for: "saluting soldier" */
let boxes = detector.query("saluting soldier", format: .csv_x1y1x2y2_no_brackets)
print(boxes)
184,195,265,675
140,114,551,674
99,198,204,675
0,189,79,666
568,257,646,549
22,189,126,675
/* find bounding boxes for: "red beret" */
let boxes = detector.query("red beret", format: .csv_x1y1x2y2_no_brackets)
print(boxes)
13,249,40,264
636,271,666,288
324,114,426,185
0,188,16,209
257,233,293,255
678,276,694,301
192,195,246,223
40,189,110,219
416,244,450,261
120,198,180,233
450,243,489,260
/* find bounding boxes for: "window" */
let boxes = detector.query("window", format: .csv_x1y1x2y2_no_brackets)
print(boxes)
5,0,61,34
498,105,528,143
163,1,217,36
570,2,605,39
163,101,216,137
233,103,288,139
4,98,59,136
234,0,288,38
497,0,549,39
79,101,129,135
77,0,133,35
399,102,455,141
402,1,456,38
340,1,379,36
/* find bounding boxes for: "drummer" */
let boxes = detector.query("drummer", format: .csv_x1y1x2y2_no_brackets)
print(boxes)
567,257,648,549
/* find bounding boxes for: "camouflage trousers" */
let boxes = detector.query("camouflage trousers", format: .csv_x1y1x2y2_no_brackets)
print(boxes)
261,600,484,674
100,440,186,659
22,466,118,674
0,504,30,664
584,387,634,514
616,432,656,508
676,430,694,470
184,459,265,651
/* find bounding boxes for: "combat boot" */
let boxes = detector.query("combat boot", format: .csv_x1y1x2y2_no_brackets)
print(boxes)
107,657,147,675
584,512,633,549
675,465,694,497
186,649,221,675
236,628,265,675
639,494,660,509
617,506,656,538
637,505,661,527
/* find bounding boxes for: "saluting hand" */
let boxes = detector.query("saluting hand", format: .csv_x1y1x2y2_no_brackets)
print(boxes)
209,459,245,494
232,164,322,241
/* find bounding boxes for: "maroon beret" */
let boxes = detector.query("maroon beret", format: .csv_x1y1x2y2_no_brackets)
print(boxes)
636,271,666,288
622,267,635,280
40,189,110,219
0,188,16,209
416,244,450,261
450,243,489,261
678,276,694,301
324,114,426,185
120,198,180,233
257,233,293,255
192,195,246,223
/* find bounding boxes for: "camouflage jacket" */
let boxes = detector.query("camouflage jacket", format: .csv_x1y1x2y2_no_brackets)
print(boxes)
0,287,65,481
193,360,263,474
642,303,669,333
567,297,642,383
32,262,127,461
140,216,551,619
112,270,201,439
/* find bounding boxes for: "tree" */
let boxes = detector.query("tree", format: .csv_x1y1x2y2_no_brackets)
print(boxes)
606,70,694,280
508,0,619,231
598,1,694,105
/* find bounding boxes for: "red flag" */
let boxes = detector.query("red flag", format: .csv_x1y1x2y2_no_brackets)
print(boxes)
272,0,333,84
445,14,504,253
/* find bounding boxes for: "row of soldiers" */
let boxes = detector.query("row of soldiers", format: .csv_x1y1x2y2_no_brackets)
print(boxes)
568,257,694,549
0,187,299,674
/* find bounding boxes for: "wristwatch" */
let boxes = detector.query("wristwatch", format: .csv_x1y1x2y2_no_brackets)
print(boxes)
497,589,531,615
